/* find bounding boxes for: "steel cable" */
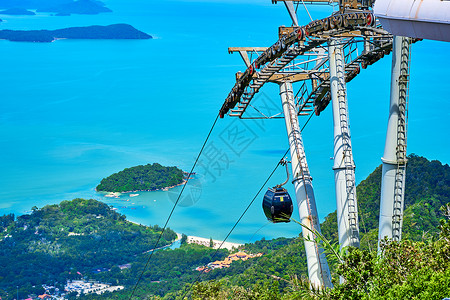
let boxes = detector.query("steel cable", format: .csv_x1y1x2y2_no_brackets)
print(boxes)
179,112,315,299
128,113,220,300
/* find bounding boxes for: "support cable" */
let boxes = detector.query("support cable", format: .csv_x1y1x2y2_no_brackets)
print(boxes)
180,113,315,299
301,0,314,22
180,151,286,299
357,194,370,250
248,222,271,244
128,113,220,300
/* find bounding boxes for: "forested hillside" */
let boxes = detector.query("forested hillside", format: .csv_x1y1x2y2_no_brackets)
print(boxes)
321,154,450,249
96,163,184,192
0,199,177,299
187,212,450,300
178,154,450,299
81,243,228,300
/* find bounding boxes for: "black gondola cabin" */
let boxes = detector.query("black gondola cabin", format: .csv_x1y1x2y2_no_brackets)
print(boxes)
262,187,293,223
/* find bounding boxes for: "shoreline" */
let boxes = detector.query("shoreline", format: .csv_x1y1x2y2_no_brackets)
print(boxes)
186,235,243,251
127,220,183,251
125,220,242,251
98,179,188,196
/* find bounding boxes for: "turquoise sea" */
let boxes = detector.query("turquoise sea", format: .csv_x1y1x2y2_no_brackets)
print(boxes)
0,0,448,244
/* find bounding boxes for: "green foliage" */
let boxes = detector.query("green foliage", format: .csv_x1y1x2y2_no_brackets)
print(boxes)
272,204,450,300
358,228,378,252
187,155,449,300
325,208,450,300
321,154,450,249
0,213,14,231
192,280,223,300
96,163,184,192
319,211,338,249
78,243,228,300
202,236,307,296
189,279,282,300
330,247,377,299
0,199,177,299
181,233,188,245
239,237,293,254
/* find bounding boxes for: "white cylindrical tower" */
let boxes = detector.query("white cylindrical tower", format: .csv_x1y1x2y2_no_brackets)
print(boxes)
378,36,410,249
328,39,360,250
280,81,332,288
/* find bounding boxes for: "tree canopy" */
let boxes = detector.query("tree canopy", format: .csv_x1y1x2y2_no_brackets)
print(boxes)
0,198,177,299
96,163,184,192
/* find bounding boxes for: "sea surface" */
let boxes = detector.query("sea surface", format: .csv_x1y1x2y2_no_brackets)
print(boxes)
0,0,448,244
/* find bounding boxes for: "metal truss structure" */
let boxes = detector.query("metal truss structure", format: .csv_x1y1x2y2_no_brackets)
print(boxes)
219,13,393,120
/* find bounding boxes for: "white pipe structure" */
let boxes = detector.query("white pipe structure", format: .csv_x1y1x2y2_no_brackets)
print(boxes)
374,0,450,42
280,82,332,289
328,39,360,250
283,1,299,26
378,36,410,250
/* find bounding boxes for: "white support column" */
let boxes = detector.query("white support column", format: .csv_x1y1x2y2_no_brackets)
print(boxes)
328,39,360,250
283,1,299,26
280,81,332,289
378,36,410,249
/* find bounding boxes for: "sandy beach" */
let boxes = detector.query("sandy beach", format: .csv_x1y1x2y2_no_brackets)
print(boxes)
186,235,243,251
99,179,187,195
125,220,241,250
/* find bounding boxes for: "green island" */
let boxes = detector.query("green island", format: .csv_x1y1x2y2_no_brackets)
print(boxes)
96,163,185,193
0,155,449,299
0,24,151,43
0,8,36,15
0,0,112,16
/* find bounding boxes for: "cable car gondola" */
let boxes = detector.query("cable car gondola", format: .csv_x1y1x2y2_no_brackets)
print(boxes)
263,186,293,223
262,159,293,223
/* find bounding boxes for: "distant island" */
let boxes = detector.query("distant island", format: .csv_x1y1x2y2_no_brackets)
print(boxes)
96,163,185,193
0,24,152,42
0,8,35,15
0,0,112,15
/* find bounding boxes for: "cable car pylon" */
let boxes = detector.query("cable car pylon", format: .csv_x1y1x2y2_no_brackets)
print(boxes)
218,0,411,288
328,38,360,250
280,81,332,288
378,36,411,249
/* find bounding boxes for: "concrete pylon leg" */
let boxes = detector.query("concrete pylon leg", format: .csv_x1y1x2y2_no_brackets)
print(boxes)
280,81,332,289
328,39,360,250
